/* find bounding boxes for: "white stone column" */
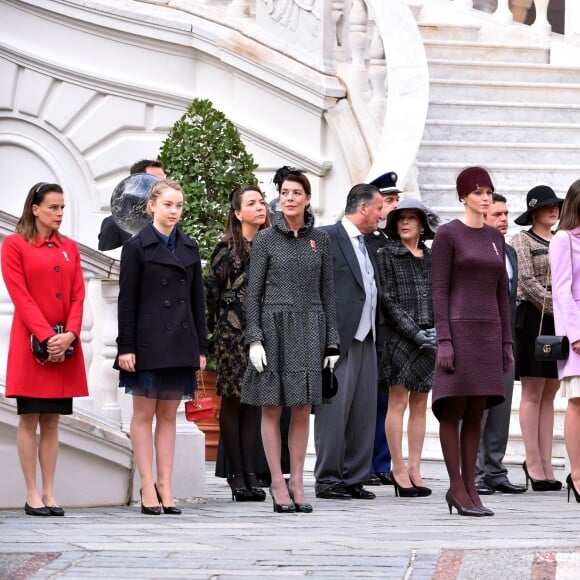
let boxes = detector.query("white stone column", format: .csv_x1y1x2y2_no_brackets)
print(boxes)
531,0,551,34
367,22,386,126
98,280,123,426
494,0,514,23
348,0,370,90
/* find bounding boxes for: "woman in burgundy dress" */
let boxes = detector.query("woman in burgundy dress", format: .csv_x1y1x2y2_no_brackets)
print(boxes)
431,167,513,517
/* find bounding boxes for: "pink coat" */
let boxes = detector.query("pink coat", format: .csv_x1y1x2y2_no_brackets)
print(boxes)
550,227,580,380
1,232,88,399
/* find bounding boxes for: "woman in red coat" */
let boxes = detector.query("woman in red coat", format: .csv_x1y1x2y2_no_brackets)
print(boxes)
1,182,88,516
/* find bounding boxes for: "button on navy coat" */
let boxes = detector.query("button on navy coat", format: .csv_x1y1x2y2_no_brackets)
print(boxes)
115,224,208,371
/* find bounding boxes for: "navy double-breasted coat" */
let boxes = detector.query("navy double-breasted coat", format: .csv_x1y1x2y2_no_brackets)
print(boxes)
115,224,208,371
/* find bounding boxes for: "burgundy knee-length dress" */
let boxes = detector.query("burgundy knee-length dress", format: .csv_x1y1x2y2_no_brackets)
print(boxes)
430,220,512,419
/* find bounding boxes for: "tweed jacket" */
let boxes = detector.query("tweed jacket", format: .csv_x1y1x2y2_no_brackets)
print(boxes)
115,224,208,371
511,229,553,315
377,239,433,343
550,228,580,379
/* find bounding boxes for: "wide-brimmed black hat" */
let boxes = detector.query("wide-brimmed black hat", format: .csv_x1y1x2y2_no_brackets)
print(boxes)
514,185,564,226
385,198,439,240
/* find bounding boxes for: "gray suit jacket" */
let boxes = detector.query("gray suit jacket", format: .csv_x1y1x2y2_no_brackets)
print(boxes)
320,222,382,356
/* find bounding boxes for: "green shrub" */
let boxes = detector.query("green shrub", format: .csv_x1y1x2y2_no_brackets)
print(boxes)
159,98,258,261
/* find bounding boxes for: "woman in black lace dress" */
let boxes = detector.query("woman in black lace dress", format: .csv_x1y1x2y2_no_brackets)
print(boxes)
206,186,270,501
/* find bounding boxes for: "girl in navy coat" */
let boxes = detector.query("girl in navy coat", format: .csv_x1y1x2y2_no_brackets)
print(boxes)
115,179,208,515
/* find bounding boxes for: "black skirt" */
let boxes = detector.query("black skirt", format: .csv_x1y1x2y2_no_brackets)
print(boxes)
119,367,197,401
16,397,73,415
515,300,558,379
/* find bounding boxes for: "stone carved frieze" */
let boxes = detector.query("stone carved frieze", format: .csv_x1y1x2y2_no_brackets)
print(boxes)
262,0,321,35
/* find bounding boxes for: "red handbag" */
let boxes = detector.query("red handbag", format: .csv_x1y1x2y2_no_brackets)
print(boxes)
185,372,215,422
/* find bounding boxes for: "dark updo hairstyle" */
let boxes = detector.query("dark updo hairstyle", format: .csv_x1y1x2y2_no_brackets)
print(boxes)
17,182,64,243
221,186,270,270
273,165,307,193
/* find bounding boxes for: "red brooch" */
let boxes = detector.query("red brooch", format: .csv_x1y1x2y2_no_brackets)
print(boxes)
310,240,317,251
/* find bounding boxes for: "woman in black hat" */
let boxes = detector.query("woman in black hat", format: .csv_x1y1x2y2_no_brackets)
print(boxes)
511,185,565,492
377,199,439,498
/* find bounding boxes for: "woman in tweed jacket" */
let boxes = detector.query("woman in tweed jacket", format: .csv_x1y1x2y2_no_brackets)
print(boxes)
377,199,438,498
512,185,564,490
241,172,339,514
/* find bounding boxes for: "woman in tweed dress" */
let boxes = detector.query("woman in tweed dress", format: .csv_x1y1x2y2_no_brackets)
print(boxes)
242,172,340,513
377,199,439,498
512,185,564,490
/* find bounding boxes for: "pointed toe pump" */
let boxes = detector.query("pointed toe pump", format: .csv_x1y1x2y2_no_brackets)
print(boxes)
269,486,295,514
391,472,419,498
445,491,484,517
154,484,182,515
140,489,161,515
566,474,580,503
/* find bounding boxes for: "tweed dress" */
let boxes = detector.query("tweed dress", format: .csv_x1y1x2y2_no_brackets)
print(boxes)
377,239,435,393
241,212,340,407
431,220,511,419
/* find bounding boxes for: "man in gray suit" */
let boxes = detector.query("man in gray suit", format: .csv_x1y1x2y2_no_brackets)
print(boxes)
476,193,527,494
314,184,384,499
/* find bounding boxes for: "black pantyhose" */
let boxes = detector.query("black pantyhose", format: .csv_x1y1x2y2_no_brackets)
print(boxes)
219,396,261,489
438,396,487,508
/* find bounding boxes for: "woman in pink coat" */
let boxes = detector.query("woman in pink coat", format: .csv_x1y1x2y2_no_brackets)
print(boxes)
1,183,88,516
550,179,580,502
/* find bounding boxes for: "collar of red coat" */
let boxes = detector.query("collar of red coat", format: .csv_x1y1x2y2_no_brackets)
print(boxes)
34,231,62,248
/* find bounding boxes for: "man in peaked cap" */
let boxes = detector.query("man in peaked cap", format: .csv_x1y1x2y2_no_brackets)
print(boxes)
362,171,402,486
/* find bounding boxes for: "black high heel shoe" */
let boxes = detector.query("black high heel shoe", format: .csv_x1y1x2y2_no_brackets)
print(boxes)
445,491,484,517
245,473,266,502
154,484,182,515
409,477,432,497
227,474,255,502
522,461,551,491
566,474,580,503
139,489,161,515
390,472,419,498
286,480,313,513
269,486,295,513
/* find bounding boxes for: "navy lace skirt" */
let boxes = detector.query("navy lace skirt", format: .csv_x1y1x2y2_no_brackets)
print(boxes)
119,367,197,401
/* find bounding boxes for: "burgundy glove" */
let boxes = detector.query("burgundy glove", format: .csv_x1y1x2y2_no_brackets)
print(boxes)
437,340,455,372
502,343,514,373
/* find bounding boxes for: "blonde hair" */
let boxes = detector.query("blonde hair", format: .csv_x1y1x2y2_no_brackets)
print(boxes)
146,179,184,217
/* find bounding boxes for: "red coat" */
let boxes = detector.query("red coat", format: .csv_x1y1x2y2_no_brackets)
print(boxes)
1,232,88,399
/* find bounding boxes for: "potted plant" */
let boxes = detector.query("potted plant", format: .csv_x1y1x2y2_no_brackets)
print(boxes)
159,98,259,459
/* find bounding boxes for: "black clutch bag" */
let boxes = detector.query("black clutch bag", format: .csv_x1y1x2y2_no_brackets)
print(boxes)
31,323,74,364
534,335,569,362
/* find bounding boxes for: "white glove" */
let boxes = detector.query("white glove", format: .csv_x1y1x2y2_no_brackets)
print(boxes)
323,355,340,370
249,341,267,373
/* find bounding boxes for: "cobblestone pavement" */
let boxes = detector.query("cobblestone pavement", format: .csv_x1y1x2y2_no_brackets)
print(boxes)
0,464,578,579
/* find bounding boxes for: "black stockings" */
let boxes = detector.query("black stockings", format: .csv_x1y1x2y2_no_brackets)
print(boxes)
219,396,261,489
438,396,487,508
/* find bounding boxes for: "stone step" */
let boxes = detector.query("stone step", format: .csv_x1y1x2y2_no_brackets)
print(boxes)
418,22,480,42
430,78,580,104
423,40,548,63
419,141,580,165
423,119,580,143
428,59,580,84
418,162,579,193
428,99,580,123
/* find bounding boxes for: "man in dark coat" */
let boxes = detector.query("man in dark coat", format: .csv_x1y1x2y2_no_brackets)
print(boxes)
98,159,165,251
314,183,383,500
476,193,526,495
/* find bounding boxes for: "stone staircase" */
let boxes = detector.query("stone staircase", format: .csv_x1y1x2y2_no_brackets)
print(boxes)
415,19,580,228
